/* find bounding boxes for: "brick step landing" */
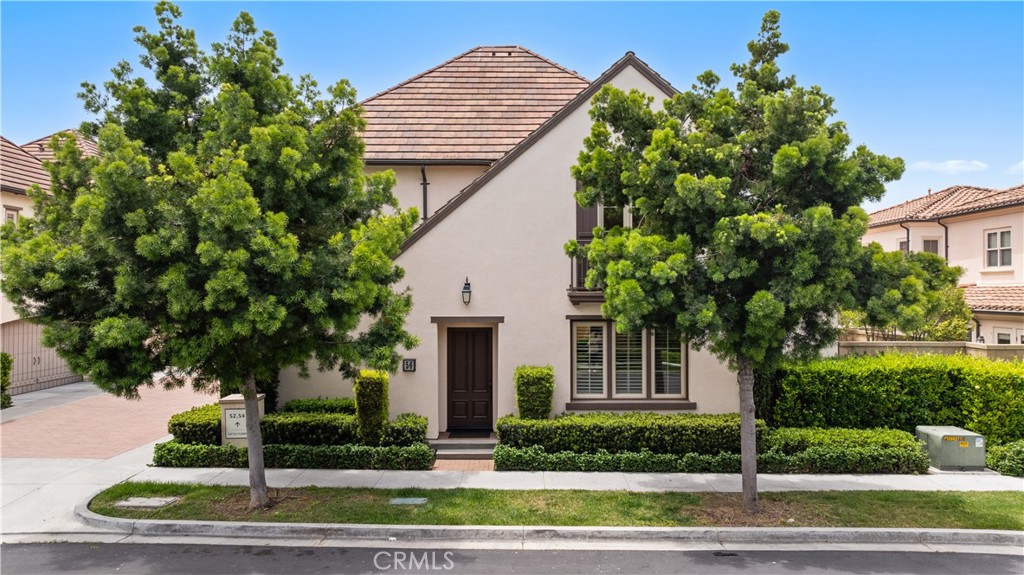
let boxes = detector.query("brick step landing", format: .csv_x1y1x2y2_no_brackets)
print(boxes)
429,437,497,460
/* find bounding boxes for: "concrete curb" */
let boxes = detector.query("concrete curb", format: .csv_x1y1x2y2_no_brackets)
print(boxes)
75,500,1024,547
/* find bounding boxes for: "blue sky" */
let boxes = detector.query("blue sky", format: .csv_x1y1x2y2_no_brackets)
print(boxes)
2,2,1021,210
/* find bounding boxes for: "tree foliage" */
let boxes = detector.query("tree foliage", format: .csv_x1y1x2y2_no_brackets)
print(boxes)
844,249,971,341
1,2,417,507
567,11,904,512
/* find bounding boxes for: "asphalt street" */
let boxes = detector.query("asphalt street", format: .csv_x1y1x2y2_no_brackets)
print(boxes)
2,544,1023,575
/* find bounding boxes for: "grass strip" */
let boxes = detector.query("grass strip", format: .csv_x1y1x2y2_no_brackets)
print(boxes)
90,482,1024,530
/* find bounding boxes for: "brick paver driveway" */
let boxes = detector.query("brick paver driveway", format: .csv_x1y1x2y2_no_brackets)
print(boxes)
1,384,214,458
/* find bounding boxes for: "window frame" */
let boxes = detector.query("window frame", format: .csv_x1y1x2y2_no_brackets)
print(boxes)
985,228,1012,268
4,205,21,224
922,237,941,256
898,239,909,254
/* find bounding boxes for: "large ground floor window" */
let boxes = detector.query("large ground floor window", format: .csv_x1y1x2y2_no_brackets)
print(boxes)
571,320,687,400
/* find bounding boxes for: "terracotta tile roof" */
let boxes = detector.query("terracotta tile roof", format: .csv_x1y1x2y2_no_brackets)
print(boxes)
1,136,50,194
361,46,590,163
869,184,1024,227
962,284,1024,313
21,129,99,164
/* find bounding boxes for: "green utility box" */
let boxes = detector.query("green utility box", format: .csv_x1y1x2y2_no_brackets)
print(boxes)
915,426,986,471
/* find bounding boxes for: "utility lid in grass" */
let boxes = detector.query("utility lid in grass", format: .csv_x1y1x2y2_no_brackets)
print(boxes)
114,496,180,509
389,497,428,505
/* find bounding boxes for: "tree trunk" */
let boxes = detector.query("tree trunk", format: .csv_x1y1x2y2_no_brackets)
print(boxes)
737,357,759,514
242,373,270,510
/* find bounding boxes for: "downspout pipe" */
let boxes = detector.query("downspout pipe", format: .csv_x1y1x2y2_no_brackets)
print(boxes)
419,164,429,222
973,317,982,342
936,218,949,260
899,222,911,253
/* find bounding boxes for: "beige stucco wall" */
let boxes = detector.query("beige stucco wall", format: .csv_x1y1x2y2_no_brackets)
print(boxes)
973,312,1024,346
864,206,1024,285
279,64,742,437
1,191,34,325
366,164,488,220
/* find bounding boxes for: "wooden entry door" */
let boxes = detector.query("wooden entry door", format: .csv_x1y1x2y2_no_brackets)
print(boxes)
447,328,493,430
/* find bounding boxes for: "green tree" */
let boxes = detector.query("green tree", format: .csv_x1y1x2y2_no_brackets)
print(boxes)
0,2,417,509
567,11,903,513
854,248,971,341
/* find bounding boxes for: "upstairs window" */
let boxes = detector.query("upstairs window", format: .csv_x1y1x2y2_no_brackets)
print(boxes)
898,240,909,254
4,206,20,224
923,239,940,255
986,230,1012,267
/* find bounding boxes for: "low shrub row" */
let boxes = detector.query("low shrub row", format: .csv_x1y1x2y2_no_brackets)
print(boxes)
770,353,1024,444
987,440,1024,477
152,440,435,470
2,352,14,409
496,412,765,455
280,397,356,414
493,427,930,474
167,404,426,447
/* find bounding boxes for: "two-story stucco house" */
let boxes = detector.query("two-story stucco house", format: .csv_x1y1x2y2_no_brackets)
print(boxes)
277,47,739,438
864,185,1024,345
1,131,97,394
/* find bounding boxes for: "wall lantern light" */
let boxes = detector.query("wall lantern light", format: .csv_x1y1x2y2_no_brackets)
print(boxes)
977,335,985,344
461,277,472,305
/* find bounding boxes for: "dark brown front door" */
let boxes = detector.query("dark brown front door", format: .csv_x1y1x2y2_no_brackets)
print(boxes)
447,328,493,430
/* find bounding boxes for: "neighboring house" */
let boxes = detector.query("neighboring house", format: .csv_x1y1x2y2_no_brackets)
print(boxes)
864,184,1024,345
278,47,739,438
1,131,95,394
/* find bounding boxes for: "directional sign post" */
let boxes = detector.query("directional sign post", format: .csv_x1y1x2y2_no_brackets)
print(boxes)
219,394,265,447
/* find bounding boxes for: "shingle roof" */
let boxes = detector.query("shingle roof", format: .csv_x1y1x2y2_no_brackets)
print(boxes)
869,184,1024,227
963,284,1024,313
21,129,100,164
1,136,50,194
361,46,590,163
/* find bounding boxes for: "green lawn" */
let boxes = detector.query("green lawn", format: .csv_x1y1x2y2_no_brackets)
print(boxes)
90,482,1024,530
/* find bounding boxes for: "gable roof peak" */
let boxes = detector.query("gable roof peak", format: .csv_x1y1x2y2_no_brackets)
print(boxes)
361,44,591,163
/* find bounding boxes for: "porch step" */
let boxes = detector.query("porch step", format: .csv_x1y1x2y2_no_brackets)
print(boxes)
434,449,494,460
428,438,497,451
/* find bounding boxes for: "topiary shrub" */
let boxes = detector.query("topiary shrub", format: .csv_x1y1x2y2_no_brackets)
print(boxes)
0,352,12,409
987,440,1024,477
353,369,389,446
514,365,555,419
383,413,428,446
167,403,221,445
281,397,356,414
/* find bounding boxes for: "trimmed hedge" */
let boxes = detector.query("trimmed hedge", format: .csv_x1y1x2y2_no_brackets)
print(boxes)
280,397,356,414
152,440,434,470
768,427,923,454
497,412,765,455
1,352,12,409
493,426,930,474
354,370,389,446
384,413,429,447
167,404,221,445
771,353,1024,444
515,365,555,419
987,440,1024,477
166,405,426,447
